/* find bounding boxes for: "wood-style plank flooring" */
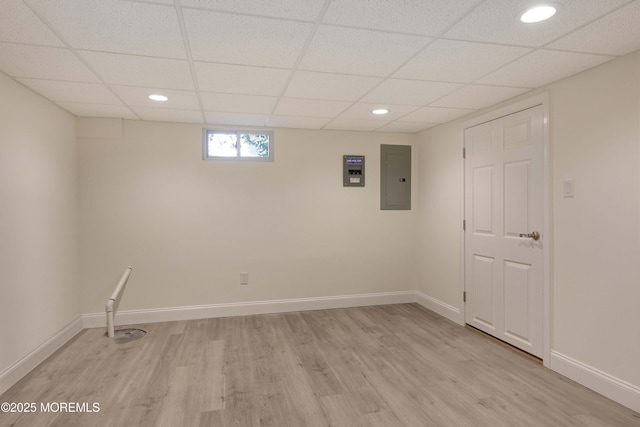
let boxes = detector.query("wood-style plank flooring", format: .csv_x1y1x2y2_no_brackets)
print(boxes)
2,304,639,426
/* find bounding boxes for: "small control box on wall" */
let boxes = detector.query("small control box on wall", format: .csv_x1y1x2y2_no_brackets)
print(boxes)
343,155,365,187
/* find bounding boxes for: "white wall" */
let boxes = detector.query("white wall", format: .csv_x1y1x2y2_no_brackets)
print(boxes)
3,48,638,409
0,72,79,374
551,51,639,386
415,51,640,389
414,123,462,309
78,121,417,314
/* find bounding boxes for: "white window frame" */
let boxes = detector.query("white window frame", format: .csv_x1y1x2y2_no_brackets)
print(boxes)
202,129,274,162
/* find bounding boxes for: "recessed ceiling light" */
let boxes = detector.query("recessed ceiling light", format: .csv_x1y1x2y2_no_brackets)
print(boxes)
520,4,557,23
149,94,168,102
372,108,389,115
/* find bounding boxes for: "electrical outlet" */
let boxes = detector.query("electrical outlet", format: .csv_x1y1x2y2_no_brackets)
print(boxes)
240,272,249,285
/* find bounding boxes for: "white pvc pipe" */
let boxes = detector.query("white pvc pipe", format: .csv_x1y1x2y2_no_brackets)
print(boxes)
105,267,133,338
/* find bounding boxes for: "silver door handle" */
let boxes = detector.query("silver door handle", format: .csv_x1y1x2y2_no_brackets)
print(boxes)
519,231,540,241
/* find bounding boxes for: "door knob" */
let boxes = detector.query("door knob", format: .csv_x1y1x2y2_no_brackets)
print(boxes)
519,231,540,241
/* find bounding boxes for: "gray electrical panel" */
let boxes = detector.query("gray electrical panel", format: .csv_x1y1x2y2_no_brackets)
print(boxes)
343,155,365,187
380,144,411,210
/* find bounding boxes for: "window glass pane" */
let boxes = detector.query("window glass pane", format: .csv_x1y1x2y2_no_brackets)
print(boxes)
207,133,237,157
240,133,269,158
203,130,273,161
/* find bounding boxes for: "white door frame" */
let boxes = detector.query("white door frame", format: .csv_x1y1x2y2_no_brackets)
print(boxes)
460,92,552,367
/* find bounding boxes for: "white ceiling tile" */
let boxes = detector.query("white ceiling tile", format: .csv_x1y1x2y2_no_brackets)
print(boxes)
267,116,331,130
445,0,630,47
184,9,313,68
195,62,290,96
362,79,463,105
299,26,430,76
274,98,352,118
27,0,186,58
205,111,268,127
401,106,476,123
201,92,277,114
338,103,418,121
285,71,382,101
476,49,614,88
136,0,174,4
79,51,195,89
431,85,530,109
132,107,204,123
377,121,439,133
57,102,138,119
324,118,389,132
0,0,636,132
0,0,64,46
181,0,325,21
0,43,99,82
111,86,200,110
547,1,640,56
17,79,121,104
394,39,531,83
323,0,480,36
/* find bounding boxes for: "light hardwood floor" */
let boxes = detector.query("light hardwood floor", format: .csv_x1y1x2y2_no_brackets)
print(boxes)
2,304,639,426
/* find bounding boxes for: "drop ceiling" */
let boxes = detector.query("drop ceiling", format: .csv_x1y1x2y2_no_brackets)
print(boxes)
1,0,638,133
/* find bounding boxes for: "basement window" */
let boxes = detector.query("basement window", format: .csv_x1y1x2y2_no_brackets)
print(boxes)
203,129,274,161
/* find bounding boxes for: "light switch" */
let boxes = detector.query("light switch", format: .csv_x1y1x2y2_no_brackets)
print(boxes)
563,179,574,198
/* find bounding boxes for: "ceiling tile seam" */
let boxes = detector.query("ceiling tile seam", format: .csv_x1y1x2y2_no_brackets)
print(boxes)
21,95,126,108
176,4,318,25
266,0,333,127
311,22,441,39
0,40,64,51
133,105,202,112
538,0,638,56
175,0,207,124
328,105,426,133
376,105,444,128
371,122,437,133
536,46,629,58
461,46,614,91
0,65,88,84
20,0,143,121
319,40,438,130
461,49,537,88
128,0,178,6
532,47,616,58
266,112,341,120
27,46,189,62
315,0,486,40
437,0,487,35
371,122,405,133
460,5,635,90
437,35,544,50
192,59,291,72
320,0,487,131
414,82,532,115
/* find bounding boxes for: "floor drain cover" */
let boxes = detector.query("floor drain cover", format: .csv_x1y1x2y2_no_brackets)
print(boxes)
112,328,146,344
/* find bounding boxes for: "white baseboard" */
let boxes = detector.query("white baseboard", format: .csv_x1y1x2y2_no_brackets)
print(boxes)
0,316,83,397
82,291,417,329
549,350,640,413
414,291,463,325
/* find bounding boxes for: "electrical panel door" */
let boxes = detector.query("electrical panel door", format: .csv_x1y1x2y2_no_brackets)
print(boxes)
380,145,411,210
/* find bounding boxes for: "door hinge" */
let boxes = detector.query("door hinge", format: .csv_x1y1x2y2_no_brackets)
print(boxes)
462,147,466,159
463,219,466,231
463,291,466,303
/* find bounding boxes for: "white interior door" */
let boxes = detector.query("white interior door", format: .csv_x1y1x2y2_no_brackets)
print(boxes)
464,105,544,358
